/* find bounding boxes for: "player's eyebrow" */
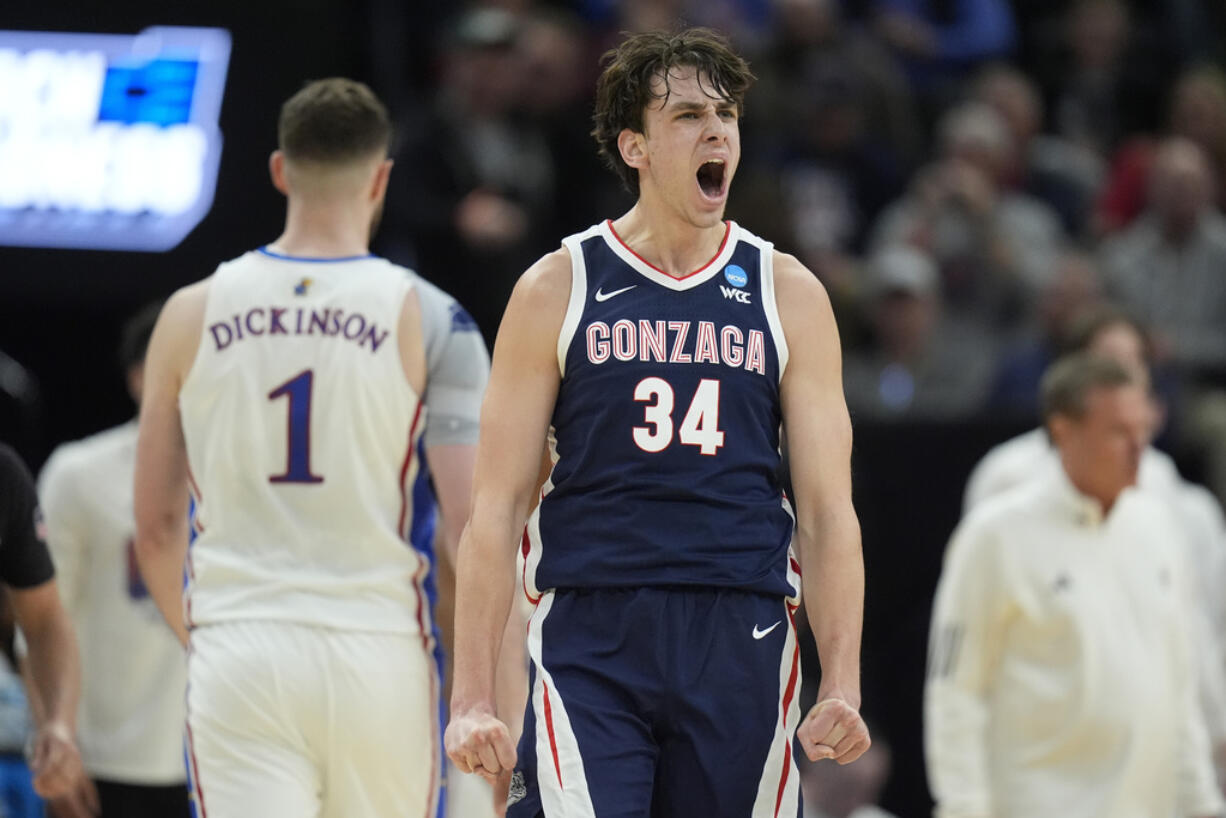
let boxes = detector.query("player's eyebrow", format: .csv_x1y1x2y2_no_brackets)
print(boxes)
666,99,736,113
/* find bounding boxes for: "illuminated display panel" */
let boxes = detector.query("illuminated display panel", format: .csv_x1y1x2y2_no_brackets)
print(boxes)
0,26,231,252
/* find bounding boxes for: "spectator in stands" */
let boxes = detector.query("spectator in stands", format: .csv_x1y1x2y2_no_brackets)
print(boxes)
381,7,558,344
869,101,1064,331
1100,137,1226,377
985,250,1104,421
1096,65,1226,235
971,64,1105,236
842,245,994,421
868,0,1015,116
753,0,921,169
1043,0,1166,158
515,7,630,236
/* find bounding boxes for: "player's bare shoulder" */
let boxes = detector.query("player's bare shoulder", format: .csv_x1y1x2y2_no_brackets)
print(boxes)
515,246,572,312
152,279,211,378
500,246,573,345
770,250,838,352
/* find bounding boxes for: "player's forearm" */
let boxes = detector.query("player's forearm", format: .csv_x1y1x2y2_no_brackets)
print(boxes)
450,513,521,714
134,530,190,646
20,607,80,732
799,505,864,705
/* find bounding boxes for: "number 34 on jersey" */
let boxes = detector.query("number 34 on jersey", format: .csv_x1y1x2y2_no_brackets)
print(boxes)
633,377,724,456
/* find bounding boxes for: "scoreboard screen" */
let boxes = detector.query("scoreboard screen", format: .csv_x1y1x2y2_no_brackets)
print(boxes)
0,26,231,252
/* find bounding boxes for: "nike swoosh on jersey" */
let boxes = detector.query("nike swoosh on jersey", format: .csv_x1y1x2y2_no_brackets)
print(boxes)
752,621,782,640
594,285,637,302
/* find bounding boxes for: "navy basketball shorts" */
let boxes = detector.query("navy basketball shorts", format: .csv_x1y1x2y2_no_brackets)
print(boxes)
508,587,802,818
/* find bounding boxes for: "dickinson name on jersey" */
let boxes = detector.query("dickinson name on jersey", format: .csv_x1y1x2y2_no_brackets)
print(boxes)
584,319,768,374
207,306,390,353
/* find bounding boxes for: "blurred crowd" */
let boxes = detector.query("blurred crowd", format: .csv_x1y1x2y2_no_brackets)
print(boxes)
373,0,1226,502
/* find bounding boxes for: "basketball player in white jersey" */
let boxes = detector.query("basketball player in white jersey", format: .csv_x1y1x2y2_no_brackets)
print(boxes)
38,302,189,817
134,78,486,818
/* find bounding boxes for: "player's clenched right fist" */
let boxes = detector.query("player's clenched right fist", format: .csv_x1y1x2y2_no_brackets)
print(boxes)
446,707,518,783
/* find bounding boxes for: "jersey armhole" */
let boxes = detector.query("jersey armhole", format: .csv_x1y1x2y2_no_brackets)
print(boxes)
760,247,789,382
555,239,587,376
180,273,221,397
394,277,428,404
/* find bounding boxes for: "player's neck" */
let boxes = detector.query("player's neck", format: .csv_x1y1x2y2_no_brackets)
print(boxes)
272,199,372,258
610,203,728,279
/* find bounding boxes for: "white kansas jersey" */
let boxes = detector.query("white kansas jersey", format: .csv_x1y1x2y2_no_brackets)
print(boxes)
180,249,429,635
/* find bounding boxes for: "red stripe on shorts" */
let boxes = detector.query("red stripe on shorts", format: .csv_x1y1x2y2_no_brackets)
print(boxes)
543,679,564,791
773,618,801,817
185,712,209,817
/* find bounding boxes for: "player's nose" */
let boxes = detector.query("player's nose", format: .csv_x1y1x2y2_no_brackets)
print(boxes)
702,111,730,141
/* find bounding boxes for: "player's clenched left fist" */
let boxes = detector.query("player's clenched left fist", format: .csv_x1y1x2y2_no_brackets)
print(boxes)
445,707,518,783
796,696,871,765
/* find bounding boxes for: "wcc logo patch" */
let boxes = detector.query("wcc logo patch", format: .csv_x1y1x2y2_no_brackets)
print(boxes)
720,264,751,303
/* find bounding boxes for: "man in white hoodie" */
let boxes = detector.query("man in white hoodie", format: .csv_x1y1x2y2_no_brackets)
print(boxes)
925,354,1223,818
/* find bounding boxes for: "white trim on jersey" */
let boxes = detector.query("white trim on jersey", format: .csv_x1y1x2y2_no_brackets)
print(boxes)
597,220,740,292
527,592,598,818
783,532,801,606
756,244,789,382
521,428,559,605
750,602,803,818
558,228,598,376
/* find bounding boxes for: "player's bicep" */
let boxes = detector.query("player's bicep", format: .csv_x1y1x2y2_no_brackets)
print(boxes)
775,255,853,527
134,287,202,539
470,252,569,517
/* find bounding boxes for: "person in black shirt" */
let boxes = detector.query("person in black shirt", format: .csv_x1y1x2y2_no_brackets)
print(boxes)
0,444,94,817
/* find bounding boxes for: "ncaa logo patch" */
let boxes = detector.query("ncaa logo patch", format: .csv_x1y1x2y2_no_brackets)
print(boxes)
723,264,748,287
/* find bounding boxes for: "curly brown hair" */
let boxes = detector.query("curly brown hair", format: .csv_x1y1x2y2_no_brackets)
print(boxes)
591,28,754,194
278,78,392,164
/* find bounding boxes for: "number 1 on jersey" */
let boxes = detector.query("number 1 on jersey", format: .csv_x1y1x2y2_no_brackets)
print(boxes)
268,369,325,484
633,377,724,455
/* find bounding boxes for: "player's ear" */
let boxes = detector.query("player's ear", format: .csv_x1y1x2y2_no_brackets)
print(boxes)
618,128,647,170
269,151,289,196
370,158,393,203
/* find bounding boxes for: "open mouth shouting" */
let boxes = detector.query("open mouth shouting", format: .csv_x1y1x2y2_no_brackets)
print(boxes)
696,158,728,203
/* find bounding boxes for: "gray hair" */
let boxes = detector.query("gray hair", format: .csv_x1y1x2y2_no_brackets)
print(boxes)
1041,353,1137,425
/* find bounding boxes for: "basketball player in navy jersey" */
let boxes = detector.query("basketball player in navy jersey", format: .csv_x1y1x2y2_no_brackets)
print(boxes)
446,28,869,817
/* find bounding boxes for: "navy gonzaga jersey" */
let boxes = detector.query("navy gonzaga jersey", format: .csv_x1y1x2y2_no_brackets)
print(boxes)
523,220,800,600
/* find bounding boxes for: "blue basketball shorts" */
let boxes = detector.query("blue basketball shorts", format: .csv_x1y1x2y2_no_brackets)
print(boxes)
507,586,803,818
